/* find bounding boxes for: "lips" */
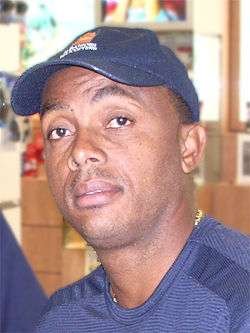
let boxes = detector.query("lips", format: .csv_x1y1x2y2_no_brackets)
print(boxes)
73,180,123,208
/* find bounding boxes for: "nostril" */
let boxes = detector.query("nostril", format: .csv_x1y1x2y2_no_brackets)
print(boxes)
68,156,80,171
73,159,80,167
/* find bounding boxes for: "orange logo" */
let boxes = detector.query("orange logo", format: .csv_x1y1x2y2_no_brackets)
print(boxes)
73,32,96,46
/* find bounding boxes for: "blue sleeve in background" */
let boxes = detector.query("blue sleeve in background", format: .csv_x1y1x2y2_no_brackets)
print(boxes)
0,211,48,332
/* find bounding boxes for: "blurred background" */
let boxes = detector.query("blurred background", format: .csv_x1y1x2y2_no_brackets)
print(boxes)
0,0,249,297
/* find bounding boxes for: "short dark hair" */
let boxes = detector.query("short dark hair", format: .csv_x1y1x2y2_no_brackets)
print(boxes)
168,91,194,124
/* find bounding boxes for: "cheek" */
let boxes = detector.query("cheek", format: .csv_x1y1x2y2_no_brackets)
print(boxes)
44,147,69,203
124,131,182,196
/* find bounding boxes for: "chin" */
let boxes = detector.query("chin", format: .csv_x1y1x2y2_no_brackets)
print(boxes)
66,211,138,251
84,233,137,252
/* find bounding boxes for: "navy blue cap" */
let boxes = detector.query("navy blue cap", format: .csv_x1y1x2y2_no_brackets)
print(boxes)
11,26,199,122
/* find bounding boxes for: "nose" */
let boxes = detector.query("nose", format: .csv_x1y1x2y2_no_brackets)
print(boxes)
68,131,107,171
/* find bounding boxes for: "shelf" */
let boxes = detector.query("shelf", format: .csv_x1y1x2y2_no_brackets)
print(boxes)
95,21,192,32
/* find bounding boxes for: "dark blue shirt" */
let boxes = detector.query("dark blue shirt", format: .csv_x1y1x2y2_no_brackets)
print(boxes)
36,216,250,332
0,212,47,332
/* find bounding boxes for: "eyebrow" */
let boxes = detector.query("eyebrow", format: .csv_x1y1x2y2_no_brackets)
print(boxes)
40,102,73,118
40,84,140,117
91,84,139,104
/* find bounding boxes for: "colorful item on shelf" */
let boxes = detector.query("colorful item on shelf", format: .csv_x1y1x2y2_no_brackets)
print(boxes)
101,0,186,23
22,132,44,177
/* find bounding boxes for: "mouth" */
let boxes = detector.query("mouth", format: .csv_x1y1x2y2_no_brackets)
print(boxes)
73,180,123,209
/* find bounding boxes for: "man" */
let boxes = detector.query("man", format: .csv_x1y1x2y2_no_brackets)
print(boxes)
11,27,250,332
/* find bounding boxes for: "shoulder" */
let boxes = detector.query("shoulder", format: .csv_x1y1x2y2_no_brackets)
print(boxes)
35,266,106,331
192,215,250,270
188,216,250,331
40,265,105,314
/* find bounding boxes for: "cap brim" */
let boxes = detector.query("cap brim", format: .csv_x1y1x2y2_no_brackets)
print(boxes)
11,58,165,116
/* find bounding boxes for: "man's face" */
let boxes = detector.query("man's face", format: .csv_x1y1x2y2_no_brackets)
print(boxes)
41,67,185,250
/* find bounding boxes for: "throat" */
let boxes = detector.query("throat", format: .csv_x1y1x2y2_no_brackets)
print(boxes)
100,209,203,309
102,243,184,308
108,261,171,308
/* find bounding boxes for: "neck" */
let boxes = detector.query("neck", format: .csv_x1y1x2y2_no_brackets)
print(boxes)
96,200,196,309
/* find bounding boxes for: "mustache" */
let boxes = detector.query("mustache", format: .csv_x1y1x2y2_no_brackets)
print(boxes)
69,166,125,191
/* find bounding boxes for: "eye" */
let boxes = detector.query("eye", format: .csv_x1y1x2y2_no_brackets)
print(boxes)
107,117,132,129
48,127,72,140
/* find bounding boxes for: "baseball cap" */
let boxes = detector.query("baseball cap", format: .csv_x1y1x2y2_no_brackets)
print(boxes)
11,26,199,122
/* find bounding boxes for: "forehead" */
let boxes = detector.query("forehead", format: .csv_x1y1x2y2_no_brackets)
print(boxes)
42,66,171,104
45,66,109,88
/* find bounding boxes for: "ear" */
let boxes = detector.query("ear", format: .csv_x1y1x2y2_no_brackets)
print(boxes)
179,123,206,174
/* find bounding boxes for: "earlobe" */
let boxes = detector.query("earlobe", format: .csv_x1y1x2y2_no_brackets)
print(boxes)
179,124,206,174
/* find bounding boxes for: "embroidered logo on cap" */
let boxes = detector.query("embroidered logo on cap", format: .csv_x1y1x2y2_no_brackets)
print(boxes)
60,32,97,59
73,32,96,45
